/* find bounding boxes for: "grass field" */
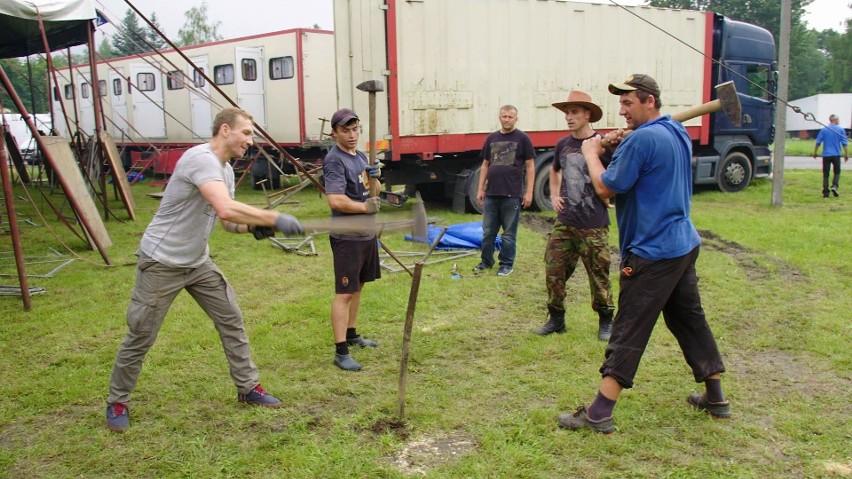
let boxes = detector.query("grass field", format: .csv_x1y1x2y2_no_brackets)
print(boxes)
0,169,850,478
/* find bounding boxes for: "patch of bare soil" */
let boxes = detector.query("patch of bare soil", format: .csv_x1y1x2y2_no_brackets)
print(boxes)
368,417,411,440
388,432,478,476
696,229,806,283
520,213,554,235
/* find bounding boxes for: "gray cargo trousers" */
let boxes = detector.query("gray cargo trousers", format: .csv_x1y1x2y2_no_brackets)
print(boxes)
107,253,259,405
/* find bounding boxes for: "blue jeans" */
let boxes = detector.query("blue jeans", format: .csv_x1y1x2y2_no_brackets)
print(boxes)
481,196,521,268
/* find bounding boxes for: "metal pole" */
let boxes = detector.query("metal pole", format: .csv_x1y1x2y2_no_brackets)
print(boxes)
771,0,791,207
0,132,32,310
397,262,424,421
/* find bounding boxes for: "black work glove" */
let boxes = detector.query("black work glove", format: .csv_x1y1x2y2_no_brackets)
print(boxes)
275,213,304,235
250,225,275,240
364,197,381,214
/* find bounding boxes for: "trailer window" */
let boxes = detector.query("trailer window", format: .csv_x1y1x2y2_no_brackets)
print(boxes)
98,80,107,97
64,84,74,99
269,56,294,80
192,68,206,88
214,64,235,85
241,59,257,81
167,71,185,90
112,78,123,96
81,83,90,99
136,72,156,92
53,86,61,101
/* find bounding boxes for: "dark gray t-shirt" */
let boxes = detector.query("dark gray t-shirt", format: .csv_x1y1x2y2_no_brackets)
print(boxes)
322,145,375,240
552,133,611,228
139,144,234,267
479,128,535,197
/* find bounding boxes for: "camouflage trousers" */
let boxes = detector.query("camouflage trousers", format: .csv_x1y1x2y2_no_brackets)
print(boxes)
544,222,614,313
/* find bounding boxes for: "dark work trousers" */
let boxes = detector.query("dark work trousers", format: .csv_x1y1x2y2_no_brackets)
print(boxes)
822,156,841,196
107,254,259,405
600,246,725,389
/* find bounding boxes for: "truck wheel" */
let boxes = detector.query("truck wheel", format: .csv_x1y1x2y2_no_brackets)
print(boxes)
717,151,752,192
467,166,484,214
533,163,553,211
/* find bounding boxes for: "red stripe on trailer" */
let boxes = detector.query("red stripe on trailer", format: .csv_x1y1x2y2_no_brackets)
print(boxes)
700,11,714,146
387,0,402,161
296,29,306,144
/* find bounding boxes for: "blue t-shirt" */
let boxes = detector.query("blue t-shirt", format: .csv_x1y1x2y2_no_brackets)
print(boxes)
322,145,374,240
815,124,848,157
479,128,535,197
552,132,611,228
601,115,700,260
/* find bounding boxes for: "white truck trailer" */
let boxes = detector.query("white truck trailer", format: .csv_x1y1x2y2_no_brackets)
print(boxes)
333,0,778,212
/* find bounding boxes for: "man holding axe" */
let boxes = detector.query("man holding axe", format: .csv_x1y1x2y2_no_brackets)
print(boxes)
558,74,730,434
322,108,382,371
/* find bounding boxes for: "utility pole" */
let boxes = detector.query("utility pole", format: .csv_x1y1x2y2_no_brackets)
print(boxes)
771,0,792,207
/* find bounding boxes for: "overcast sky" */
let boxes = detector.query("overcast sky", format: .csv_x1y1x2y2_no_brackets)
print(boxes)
93,0,848,43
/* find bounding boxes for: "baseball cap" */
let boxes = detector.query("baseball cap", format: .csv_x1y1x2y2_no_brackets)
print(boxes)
331,108,359,128
608,74,661,98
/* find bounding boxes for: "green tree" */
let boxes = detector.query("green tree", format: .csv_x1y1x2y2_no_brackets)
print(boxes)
823,13,851,92
1,56,50,114
111,8,149,57
97,37,116,60
146,12,168,51
177,1,223,46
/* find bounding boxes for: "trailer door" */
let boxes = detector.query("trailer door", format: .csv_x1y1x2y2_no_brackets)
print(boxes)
51,82,69,138
235,47,266,129
77,74,96,135
108,71,130,138
188,56,212,138
130,63,166,138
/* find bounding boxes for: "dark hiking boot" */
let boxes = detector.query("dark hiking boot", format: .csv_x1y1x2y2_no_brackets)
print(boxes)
534,307,566,335
557,406,616,434
238,384,283,408
347,335,378,348
831,186,839,197
334,353,362,371
472,262,492,274
687,392,731,419
598,310,614,341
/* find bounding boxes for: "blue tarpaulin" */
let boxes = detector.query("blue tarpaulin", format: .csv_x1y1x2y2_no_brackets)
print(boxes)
405,221,501,250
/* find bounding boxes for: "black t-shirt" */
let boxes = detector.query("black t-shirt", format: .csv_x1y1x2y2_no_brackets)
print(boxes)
552,132,611,228
479,129,535,197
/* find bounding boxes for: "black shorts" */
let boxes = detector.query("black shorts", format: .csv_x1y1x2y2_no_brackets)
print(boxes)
330,236,381,294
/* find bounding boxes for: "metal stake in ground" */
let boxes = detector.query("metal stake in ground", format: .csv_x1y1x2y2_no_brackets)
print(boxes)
356,80,384,198
397,227,448,421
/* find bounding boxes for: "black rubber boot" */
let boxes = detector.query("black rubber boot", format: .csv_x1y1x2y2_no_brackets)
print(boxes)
534,306,566,335
597,310,614,341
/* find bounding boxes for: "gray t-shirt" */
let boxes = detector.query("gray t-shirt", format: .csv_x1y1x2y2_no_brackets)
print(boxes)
322,145,375,240
139,144,234,267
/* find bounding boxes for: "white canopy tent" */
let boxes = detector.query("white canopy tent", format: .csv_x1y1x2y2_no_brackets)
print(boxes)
0,0,96,58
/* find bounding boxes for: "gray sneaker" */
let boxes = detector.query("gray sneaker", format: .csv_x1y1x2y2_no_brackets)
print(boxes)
347,335,378,348
557,406,616,434
687,392,731,419
334,353,362,371
496,266,513,276
106,403,129,432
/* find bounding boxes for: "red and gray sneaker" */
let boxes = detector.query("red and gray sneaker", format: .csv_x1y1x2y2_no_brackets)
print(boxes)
238,384,283,408
106,403,129,432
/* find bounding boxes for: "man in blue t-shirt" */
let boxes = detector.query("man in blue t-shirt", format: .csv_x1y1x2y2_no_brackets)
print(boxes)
473,105,535,277
557,74,729,434
322,108,383,372
813,114,849,198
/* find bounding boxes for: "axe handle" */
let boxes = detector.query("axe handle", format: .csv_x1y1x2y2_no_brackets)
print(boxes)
366,92,381,197
601,99,723,148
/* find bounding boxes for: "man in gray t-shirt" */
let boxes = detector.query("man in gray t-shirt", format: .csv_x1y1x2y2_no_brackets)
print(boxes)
105,108,303,433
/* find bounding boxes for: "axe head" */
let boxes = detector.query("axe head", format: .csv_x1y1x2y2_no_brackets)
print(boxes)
356,80,385,93
411,192,428,242
714,81,742,128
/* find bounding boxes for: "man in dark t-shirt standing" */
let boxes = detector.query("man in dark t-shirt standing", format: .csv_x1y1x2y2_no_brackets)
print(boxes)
474,105,535,277
322,108,382,372
535,91,615,341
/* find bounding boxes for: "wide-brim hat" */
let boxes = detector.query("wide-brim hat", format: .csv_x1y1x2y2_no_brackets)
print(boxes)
608,73,661,98
551,90,603,123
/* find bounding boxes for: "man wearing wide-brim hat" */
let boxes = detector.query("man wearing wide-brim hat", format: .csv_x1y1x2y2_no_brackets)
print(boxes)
534,90,614,341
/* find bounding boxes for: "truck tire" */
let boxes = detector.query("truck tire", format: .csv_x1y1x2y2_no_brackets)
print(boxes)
533,163,553,211
467,166,484,214
717,151,752,192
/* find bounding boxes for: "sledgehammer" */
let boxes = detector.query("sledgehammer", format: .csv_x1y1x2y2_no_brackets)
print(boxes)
603,81,742,148
356,80,385,198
